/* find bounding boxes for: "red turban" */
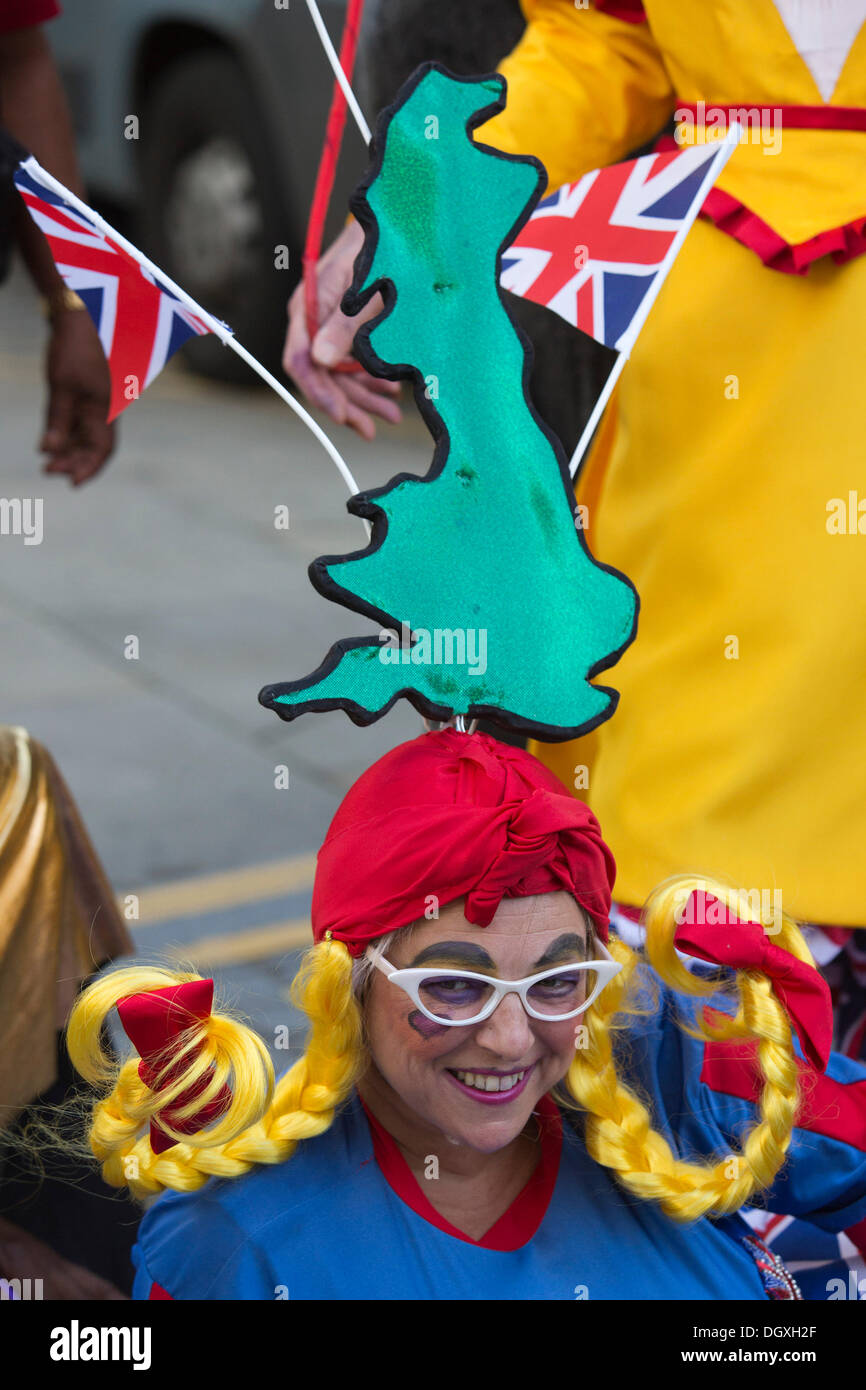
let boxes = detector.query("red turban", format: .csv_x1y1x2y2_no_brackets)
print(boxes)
312,729,616,955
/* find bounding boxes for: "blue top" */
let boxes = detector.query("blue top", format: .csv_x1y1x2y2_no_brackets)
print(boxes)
132,981,866,1300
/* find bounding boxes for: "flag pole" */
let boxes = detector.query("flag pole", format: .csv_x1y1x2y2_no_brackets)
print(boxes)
20,157,370,535
568,350,628,481
305,0,372,145
567,123,741,481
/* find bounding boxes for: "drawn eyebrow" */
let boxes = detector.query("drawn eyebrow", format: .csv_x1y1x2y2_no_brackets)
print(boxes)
408,941,497,972
407,932,588,974
531,934,588,969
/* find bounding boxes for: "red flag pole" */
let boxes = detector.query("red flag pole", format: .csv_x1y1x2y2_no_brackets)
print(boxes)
302,0,368,366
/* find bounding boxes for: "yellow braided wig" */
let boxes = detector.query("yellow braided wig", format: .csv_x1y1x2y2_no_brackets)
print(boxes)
564,875,805,1221
66,945,363,1202
66,875,806,1217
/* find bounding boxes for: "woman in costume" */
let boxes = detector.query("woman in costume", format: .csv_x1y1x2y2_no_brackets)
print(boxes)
285,7,866,1284
65,729,866,1300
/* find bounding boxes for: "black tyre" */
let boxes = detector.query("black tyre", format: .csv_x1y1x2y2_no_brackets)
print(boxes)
138,50,297,383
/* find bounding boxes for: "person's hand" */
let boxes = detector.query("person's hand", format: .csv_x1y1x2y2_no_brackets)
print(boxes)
41,306,115,486
0,1216,128,1300
282,218,402,441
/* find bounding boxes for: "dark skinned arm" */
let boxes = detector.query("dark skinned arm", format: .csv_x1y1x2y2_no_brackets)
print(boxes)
0,24,115,484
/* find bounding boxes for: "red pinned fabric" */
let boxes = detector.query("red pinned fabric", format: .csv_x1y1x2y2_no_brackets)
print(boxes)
674,891,833,1072
700,1008,866,1151
312,729,616,955
593,0,647,21
116,979,232,1154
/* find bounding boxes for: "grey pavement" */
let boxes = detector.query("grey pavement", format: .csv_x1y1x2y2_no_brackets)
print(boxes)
0,262,428,1052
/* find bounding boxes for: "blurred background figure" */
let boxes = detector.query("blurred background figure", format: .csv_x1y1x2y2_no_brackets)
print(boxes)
0,0,130,1298
0,728,134,1298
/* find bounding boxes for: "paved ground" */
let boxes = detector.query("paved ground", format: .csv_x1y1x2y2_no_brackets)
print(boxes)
0,262,427,1056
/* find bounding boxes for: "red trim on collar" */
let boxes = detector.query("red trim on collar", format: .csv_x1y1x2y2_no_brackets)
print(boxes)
359,1092,563,1251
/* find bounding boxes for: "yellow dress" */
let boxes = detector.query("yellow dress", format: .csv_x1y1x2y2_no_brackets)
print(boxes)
482,1,866,924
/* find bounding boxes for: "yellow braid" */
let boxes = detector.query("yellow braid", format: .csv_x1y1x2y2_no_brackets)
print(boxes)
564,875,804,1222
66,942,362,1201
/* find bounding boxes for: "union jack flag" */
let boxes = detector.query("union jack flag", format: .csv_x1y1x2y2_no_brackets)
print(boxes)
14,157,215,421
500,144,725,354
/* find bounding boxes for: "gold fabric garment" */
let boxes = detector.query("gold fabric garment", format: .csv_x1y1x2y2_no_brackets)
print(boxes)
0,726,132,1131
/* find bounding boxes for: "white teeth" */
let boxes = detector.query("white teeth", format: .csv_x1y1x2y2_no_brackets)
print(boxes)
454,1069,526,1093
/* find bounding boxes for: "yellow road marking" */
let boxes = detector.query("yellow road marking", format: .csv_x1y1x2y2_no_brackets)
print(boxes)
121,852,318,927
159,918,312,968
159,917,313,969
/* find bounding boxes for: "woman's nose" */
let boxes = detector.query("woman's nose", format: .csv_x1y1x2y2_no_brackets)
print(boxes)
474,989,535,1057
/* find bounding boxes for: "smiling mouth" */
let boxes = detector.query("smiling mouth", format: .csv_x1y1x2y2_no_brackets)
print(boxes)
447,1066,533,1097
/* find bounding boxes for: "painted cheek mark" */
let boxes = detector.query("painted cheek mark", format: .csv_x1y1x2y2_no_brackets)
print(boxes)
408,1010,450,1039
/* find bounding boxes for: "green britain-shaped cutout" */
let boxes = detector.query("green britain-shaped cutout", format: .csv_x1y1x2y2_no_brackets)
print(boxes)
260,65,638,742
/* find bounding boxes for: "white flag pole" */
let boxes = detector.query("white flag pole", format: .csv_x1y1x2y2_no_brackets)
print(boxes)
19,156,370,536
568,123,741,480
305,0,372,145
568,350,628,481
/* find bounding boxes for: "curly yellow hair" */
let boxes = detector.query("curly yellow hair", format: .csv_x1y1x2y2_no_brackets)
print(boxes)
66,874,808,1218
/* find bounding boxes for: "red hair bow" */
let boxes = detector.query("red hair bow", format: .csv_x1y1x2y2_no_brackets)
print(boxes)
116,979,232,1154
673,891,832,1072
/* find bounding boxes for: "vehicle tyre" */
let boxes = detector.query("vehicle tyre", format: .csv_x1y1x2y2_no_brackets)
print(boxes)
139,50,297,383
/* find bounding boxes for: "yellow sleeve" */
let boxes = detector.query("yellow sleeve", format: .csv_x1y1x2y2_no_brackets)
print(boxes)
481,1,676,192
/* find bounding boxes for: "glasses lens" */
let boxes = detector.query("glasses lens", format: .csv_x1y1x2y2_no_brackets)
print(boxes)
526,968,599,1017
418,974,496,1022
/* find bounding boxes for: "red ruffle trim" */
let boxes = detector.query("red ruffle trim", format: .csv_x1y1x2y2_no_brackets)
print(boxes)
701,187,866,275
